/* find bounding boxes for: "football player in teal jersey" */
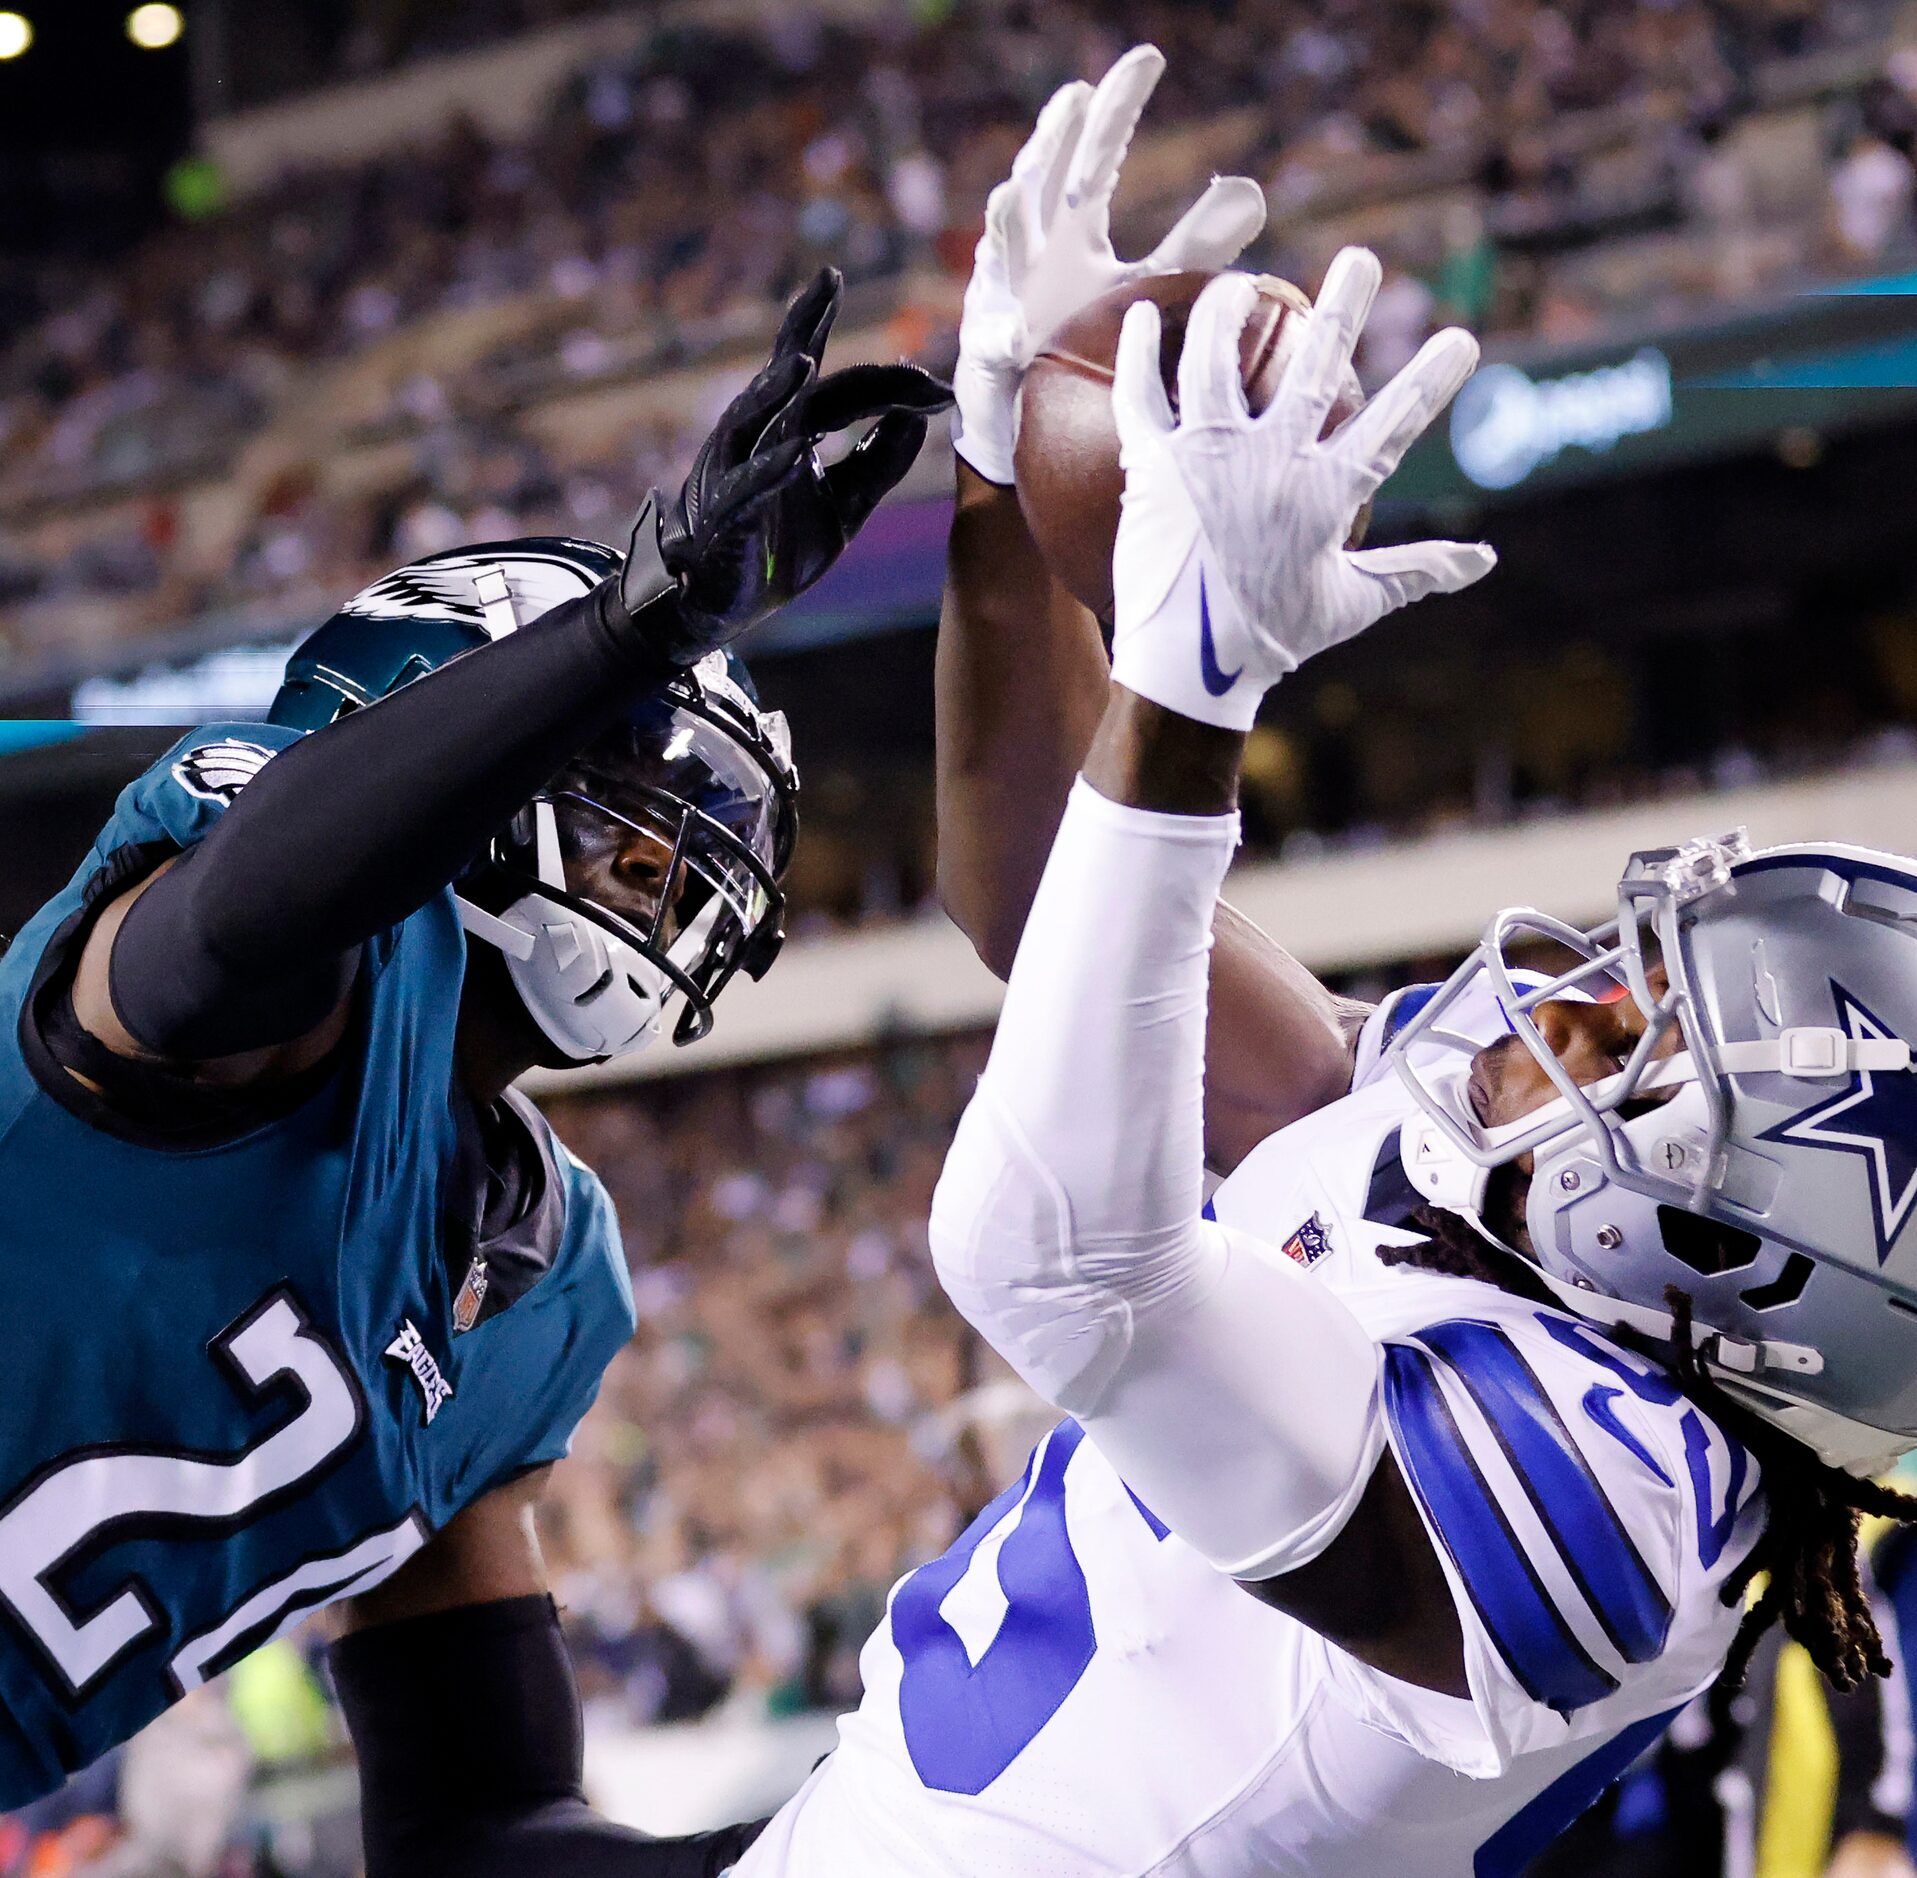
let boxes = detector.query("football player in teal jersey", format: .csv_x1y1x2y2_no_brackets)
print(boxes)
0,269,948,1876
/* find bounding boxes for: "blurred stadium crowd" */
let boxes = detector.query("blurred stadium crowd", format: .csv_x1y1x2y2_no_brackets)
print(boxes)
538,1043,996,1728
5,0,1917,664
16,2,1917,1873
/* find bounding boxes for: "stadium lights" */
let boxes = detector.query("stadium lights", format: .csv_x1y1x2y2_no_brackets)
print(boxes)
126,3,182,49
0,13,32,58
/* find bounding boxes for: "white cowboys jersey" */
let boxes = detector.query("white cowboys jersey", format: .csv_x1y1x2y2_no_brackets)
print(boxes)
735,979,1763,1878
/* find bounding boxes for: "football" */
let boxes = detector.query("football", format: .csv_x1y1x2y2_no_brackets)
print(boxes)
1013,269,1371,620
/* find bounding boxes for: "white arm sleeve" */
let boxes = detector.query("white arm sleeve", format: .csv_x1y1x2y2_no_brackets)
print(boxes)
929,778,1383,1580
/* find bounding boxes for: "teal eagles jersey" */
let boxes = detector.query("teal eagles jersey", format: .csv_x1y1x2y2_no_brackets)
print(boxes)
0,726,636,1805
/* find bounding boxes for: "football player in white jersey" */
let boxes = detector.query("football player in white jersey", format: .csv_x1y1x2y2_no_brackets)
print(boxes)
726,50,1917,1878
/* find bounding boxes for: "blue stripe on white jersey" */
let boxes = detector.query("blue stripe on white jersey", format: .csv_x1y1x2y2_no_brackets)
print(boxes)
1416,1319,1674,1667
1382,1308,1743,1717
1539,1314,1760,1571
1385,1345,1619,1714
1470,1704,1681,1876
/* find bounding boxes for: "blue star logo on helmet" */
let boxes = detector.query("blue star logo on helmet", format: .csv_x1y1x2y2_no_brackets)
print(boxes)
1761,983,1917,1265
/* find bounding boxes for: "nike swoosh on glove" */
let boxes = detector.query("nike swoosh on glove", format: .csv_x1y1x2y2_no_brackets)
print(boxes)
951,43,1267,486
1107,252,1497,732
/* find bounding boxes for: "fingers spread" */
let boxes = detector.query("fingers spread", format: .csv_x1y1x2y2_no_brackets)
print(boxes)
1065,44,1165,211
1144,175,1268,275
1333,327,1480,488
1112,299,1175,461
796,363,954,438
1177,271,1259,430
717,353,812,470
1019,81,1093,231
1013,79,1093,188
1268,246,1380,448
711,437,809,531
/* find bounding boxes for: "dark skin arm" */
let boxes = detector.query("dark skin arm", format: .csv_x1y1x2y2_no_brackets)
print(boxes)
340,1467,552,1633
1081,687,1466,1698
936,463,1364,1174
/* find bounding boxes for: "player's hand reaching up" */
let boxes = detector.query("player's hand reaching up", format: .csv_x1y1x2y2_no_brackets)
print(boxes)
1108,251,1496,731
952,43,1267,486
620,266,952,669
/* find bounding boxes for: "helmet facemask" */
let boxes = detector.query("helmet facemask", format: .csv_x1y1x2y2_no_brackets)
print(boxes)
1391,833,1917,1475
456,670,797,1063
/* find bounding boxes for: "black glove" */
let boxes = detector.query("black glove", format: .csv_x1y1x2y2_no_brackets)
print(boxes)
615,268,952,669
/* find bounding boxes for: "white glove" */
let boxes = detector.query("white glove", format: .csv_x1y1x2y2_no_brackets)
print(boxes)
1108,251,1498,732
951,43,1268,486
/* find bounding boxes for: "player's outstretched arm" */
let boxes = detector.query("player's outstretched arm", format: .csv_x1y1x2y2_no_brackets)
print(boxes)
329,1476,764,1878
930,258,1494,1686
933,46,1361,1171
71,272,947,1082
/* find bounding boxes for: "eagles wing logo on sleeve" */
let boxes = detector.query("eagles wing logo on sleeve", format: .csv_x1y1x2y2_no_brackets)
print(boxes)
171,739,276,805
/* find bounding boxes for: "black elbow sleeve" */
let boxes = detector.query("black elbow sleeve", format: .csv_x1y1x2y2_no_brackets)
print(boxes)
331,1596,585,1853
328,1596,767,1878
107,846,357,1060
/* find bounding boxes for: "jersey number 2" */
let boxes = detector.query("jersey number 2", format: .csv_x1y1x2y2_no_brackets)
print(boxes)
0,1288,422,1699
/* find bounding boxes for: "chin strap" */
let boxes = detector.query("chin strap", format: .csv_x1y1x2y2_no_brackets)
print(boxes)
1534,1266,1917,1476
1715,1031,1911,1076
454,895,537,962
1530,1270,1824,1380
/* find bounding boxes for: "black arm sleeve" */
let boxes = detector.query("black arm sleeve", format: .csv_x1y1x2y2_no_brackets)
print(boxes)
109,581,671,1060
329,1595,768,1878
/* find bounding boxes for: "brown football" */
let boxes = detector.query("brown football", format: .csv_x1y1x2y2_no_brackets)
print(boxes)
1013,270,1370,621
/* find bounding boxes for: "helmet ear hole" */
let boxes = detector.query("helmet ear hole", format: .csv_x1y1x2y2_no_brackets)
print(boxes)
1741,1253,1814,1311
1658,1205,1760,1275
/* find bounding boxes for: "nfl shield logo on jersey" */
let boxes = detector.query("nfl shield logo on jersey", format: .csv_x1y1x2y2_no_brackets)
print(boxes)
1280,1213,1333,1269
453,1258,489,1334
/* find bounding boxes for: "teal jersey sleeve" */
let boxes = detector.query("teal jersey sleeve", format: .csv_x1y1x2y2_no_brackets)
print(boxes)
0,722,636,1807
100,723,305,855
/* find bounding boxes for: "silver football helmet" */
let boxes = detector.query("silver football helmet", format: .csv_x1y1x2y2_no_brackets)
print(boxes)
1389,834,1917,1474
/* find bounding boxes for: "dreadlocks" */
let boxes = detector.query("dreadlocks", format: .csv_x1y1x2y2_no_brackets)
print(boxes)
1660,1286,1917,1695
1380,1211,1917,1698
